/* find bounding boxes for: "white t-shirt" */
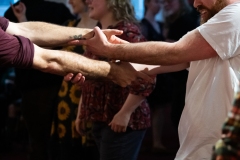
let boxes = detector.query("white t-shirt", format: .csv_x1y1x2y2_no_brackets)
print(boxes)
175,2,240,160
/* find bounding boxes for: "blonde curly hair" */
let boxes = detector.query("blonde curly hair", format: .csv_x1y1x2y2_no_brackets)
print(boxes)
106,0,138,24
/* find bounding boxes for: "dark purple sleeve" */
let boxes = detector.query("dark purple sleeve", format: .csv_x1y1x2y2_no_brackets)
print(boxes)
0,17,34,68
0,17,9,31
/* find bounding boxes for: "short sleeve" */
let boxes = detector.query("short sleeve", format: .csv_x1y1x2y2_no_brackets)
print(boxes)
197,3,240,60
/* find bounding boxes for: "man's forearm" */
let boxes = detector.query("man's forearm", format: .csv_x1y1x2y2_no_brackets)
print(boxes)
33,44,148,87
103,29,217,65
8,21,93,47
107,42,181,65
33,46,112,79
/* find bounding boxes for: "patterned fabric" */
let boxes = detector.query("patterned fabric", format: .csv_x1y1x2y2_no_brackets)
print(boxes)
51,19,95,147
80,21,155,130
212,83,240,160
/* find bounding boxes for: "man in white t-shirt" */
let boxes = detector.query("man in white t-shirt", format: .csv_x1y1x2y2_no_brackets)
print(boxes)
69,0,240,159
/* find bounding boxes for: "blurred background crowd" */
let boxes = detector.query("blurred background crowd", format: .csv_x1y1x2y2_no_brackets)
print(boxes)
0,0,198,160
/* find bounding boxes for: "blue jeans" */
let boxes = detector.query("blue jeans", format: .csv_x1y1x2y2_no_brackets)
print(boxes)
92,122,146,160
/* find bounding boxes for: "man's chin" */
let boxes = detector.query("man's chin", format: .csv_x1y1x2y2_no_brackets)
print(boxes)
200,18,206,25
200,15,211,25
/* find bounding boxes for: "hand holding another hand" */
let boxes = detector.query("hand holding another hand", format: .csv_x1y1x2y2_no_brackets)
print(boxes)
109,62,154,87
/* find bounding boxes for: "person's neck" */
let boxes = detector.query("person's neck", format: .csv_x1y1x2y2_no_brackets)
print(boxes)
99,13,120,29
77,12,97,28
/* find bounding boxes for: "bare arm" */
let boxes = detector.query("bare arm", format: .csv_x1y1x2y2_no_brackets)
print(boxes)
6,21,93,47
32,44,152,87
82,27,218,65
33,44,112,77
131,63,189,75
109,29,217,65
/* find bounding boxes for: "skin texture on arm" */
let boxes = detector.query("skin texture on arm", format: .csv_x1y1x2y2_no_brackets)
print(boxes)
75,95,86,135
5,19,123,48
2,17,146,87
32,44,152,87
77,27,218,65
6,21,93,47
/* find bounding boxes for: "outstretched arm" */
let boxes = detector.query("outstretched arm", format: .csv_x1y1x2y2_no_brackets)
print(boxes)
63,63,188,89
32,44,152,87
5,19,122,48
77,27,218,65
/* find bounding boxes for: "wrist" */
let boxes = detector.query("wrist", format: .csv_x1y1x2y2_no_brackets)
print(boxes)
118,109,132,117
105,44,114,59
107,62,116,81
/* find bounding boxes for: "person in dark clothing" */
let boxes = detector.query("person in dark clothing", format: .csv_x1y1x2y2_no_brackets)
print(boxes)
5,1,75,159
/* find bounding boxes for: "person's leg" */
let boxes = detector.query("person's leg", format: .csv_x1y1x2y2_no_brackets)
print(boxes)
92,122,146,160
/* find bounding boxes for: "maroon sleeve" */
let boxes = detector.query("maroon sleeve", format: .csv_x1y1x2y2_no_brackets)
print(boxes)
0,17,9,31
0,29,34,68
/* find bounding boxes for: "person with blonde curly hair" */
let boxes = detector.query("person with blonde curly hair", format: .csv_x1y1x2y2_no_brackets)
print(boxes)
75,0,155,159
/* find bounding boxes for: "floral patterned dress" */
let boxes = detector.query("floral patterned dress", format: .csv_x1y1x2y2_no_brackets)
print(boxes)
79,21,155,130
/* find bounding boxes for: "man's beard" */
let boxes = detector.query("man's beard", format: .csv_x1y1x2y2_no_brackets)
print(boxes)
198,0,227,24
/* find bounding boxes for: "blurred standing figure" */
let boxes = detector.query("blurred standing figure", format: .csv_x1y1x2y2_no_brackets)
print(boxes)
4,1,74,160
50,0,99,160
162,0,199,128
75,0,155,160
140,0,172,154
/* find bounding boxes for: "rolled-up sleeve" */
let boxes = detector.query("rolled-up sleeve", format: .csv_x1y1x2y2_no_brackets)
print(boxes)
0,29,34,68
